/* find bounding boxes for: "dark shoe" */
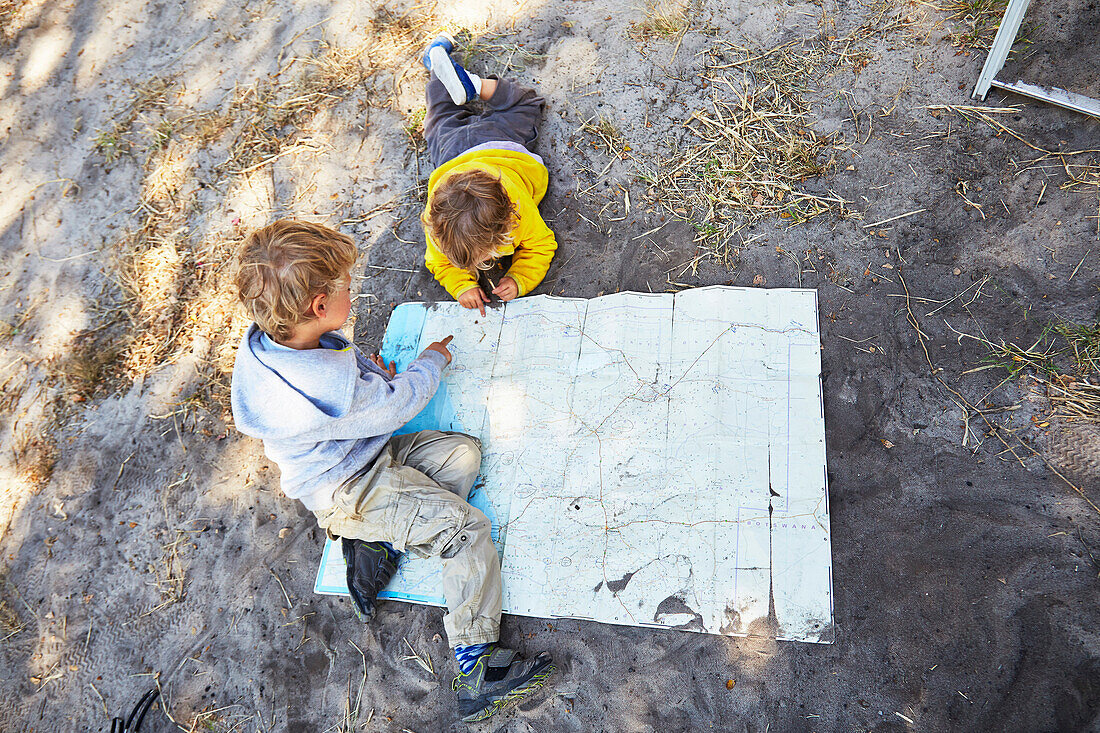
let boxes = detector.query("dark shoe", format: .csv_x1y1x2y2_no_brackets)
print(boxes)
341,538,400,622
452,645,557,722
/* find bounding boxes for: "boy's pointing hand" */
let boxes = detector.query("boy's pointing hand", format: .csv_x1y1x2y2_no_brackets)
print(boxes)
458,287,489,316
423,335,454,365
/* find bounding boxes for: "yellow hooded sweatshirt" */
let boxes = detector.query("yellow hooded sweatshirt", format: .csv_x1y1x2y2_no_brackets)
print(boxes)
423,148,557,299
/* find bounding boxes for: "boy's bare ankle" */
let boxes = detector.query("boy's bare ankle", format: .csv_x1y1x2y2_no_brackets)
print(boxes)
479,78,498,101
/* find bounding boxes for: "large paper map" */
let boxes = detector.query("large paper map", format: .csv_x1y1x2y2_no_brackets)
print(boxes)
315,287,833,643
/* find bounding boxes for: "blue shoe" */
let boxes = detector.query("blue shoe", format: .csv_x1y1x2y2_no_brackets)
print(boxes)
421,33,455,70
425,40,478,106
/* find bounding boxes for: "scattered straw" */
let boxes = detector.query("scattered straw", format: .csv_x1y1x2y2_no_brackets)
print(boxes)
92,76,175,163
66,6,449,432
84,60,346,417
466,31,548,77
329,641,371,733
634,40,852,266
562,4,936,272
944,305,1100,425
576,111,629,162
400,637,434,676
0,596,24,641
930,106,1100,239
142,529,191,616
898,272,1100,516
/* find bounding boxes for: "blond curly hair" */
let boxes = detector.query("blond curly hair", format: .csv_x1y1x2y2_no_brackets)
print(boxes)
234,220,357,341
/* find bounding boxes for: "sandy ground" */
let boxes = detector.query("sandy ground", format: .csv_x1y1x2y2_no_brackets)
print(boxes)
1,0,1099,731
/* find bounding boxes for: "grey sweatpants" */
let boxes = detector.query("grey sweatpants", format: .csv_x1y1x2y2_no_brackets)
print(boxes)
313,431,501,647
425,73,546,168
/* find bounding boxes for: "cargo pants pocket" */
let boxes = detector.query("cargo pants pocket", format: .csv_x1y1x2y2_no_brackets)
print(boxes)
399,495,469,560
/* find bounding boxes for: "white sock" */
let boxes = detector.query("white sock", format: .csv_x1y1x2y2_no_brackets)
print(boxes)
466,71,483,97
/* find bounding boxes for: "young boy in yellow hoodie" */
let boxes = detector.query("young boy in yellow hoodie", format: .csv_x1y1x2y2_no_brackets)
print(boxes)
420,35,556,316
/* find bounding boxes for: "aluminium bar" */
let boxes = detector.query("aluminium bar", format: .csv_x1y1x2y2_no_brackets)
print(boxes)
972,0,1031,101
990,79,1100,119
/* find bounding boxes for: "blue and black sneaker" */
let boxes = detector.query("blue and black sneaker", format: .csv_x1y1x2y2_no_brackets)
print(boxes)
422,32,479,105
452,645,557,722
340,537,400,623
421,32,455,69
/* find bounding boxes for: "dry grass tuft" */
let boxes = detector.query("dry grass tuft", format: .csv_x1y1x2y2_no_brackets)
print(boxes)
938,0,1038,55
12,425,59,490
403,107,427,154
144,529,190,614
0,0,18,43
630,0,692,40
939,0,1009,50
113,197,190,382
957,317,1100,423
111,209,246,425
56,329,128,400
0,305,34,344
92,77,175,162
941,0,1005,49
579,113,628,158
0,0,42,45
1030,324,1100,422
846,0,936,46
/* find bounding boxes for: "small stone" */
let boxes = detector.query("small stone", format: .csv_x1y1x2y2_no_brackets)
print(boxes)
953,268,961,276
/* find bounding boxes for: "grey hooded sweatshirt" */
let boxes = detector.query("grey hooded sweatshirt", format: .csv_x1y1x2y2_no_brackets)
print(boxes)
230,324,447,511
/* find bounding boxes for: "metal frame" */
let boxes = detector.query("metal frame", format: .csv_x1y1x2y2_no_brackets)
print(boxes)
972,0,1100,118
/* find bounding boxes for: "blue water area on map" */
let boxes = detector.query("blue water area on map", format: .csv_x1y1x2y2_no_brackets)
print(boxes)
373,303,501,604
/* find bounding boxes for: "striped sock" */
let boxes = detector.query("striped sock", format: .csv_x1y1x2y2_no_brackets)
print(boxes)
454,642,491,674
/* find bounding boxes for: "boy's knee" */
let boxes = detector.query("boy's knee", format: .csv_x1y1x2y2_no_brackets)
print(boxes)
449,434,482,473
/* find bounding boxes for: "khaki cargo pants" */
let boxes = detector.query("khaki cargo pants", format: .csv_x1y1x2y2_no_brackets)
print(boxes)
314,430,501,647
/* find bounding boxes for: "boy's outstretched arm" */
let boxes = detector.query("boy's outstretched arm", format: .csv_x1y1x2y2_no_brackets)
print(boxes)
505,195,557,296
316,336,454,441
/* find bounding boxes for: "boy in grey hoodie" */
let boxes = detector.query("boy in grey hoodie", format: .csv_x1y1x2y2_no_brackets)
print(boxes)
229,219,554,722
